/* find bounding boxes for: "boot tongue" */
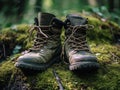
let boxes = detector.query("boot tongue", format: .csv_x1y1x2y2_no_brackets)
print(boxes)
38,12,55,26
66,14,88,26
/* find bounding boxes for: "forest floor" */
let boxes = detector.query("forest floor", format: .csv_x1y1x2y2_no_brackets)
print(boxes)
0,15,120,90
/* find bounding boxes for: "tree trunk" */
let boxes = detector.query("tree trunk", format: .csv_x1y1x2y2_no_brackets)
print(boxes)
108,0,114,12
88,0,98,7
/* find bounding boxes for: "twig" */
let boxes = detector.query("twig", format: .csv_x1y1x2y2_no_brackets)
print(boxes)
2,43,6,57
52,69,64,90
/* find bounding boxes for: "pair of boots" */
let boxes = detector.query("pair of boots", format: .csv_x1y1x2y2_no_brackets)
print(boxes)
15,12,99,71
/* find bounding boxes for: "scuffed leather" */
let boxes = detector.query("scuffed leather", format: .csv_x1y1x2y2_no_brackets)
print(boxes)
67,50,97,65
18,47,57,64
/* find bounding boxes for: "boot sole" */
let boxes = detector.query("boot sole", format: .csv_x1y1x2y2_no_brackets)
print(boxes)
69,61,100,71
15,56,60,70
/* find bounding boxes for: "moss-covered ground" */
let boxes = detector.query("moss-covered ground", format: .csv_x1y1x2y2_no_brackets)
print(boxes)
0,16,120,90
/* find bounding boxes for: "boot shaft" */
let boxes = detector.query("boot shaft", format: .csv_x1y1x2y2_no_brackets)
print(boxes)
34,12,63,35
65,14,88,35
31,12,64,50
64,14,89,51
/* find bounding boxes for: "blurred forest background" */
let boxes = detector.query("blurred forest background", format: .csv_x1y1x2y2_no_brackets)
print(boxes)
0,0,120,89
0,0,120,28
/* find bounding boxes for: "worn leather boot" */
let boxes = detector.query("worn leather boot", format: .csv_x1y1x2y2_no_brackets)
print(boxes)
64,14,99,71
15,12,63,70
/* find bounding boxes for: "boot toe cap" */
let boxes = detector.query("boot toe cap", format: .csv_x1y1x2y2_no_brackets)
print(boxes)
14,53,45,69
69,53,99,71
70,54,98,64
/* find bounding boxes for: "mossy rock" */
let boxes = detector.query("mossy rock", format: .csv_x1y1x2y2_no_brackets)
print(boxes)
0,16,120,90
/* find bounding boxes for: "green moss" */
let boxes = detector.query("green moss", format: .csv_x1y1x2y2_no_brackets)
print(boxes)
0,60,15,88
86,16,120,44
0,51,120,90
0,24,33,58
88,16,102,26
0,16,120,89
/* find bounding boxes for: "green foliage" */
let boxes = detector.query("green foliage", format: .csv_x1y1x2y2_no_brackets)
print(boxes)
90,6,120,25
0,0,28,28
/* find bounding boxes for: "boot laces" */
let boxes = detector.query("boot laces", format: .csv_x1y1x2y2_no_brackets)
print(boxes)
61,24,94,64
65,24,94,51
28,25,51,51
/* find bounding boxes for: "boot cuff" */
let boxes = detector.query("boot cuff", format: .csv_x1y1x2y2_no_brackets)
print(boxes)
38,12,55,25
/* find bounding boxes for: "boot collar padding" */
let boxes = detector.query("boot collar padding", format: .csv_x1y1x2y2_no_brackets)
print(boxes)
38,12,55,26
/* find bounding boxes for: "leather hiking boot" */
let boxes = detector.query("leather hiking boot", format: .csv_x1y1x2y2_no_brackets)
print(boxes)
64,14,99,71
15,12,63,70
